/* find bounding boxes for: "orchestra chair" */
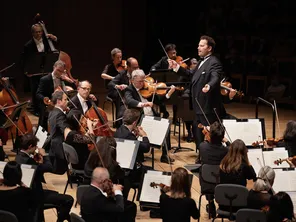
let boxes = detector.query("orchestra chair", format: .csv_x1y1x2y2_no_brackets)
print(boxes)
0,210,18,222
236,209,266,222
213,184,249,221
75,185,90,208
62,142,86,194
102,95,115,125
198,164,220,221
70,212,85,222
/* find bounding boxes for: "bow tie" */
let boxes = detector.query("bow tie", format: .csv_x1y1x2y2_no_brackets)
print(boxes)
200,55,210,61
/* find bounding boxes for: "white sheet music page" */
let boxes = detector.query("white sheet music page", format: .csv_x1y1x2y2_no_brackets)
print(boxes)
116,139,138,169
140,116,170,146
223,119,262,146
140,173,171,203
35,127,48,148
248,149,264,174
273,170,296,192
263,148,289,168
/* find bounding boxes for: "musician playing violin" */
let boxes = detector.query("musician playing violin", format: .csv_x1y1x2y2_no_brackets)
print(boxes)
101,48,124,89
36,60,77,130
22,23,58,116
124,69,175,164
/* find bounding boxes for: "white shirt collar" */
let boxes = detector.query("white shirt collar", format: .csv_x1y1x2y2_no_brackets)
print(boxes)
77,93,87,103
91,184,107,197
20,150,33,158
33,37,43,44
55,106,66,114
51,72,57,80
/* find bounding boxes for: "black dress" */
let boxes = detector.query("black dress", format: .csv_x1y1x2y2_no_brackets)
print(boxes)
159,193,199,222
247,189,272,210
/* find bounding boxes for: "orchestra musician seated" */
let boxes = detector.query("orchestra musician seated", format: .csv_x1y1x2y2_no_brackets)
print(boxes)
199,121,230,218
247,166,275,211
107,57,139,127
81,167,137,222
15,133,74,222
159,167,200,222
124,69,176,164
0,161,37,222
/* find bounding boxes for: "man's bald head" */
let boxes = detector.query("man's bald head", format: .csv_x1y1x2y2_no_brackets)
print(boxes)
92,167,110,184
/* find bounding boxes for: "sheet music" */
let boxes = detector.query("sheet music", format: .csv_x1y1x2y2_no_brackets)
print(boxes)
223,119,263,146
140,173,171,203
248,149,264,174
140,116,170,146
286,192,296,211
0,161,35,188
273,170,296,192
35,127,48,148
115,139,139,170
263,148,289,168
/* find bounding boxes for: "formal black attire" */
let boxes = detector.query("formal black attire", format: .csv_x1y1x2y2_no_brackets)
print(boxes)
247,189,272,210
67,94,92,170
81,185,136,222
15,151,74,222
150,56,169,71
102,63,120,89
107,70,130,127
176,55,224,149
48,107,70,174
124,84,172,157
159,193,200,222
36,73,76,130
277,139,296,157
0,187,36,222
22,37,58,114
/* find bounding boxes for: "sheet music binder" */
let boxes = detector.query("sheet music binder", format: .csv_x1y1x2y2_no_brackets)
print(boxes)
139,115,171,148
138,170,193,208
0,161,37,188
222,118,266,147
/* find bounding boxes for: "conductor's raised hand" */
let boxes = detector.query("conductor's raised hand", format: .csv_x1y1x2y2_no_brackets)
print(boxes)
202,84,210,93
168,59,179,69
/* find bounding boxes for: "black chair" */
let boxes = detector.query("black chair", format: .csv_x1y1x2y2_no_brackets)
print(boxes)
130,182,139,202
63,142,86,194
236,209,266,222
75,185,90,207
103,95,115,124
198,164,220,221
70,212,85,222
0,210,18,222
213,184,249,221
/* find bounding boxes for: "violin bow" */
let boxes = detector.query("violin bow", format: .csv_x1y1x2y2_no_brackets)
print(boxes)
151,80,158,104
256,158,276,195
194,97,211,126
59,87,78,109
273,100,281,137
115,87,128,110
0,63,15,74
213,108,232,143
158,39,169,59
0,105,25,136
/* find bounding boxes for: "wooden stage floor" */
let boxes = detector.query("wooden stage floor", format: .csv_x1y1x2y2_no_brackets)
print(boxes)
3,100,296,222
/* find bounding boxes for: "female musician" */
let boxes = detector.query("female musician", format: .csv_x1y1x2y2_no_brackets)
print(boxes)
101,48,124,89
0,161,36,222
159,167,200,222
247,166,275,210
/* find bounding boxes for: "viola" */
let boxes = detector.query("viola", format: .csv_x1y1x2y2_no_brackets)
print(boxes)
116,60,127,72
150,182,170,193
252,137,284,147
274,156,296,167
220,81,244,98
198,123,211,142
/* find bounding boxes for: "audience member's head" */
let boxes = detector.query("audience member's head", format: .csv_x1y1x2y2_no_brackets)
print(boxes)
170,167,191,198
3,161,22,187
220,139,249,173
253,166,275,192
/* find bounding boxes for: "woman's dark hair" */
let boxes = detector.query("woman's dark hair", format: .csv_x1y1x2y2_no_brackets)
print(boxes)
3,161,22,186
220,139,249,173
170,167,191,198
267,192,295,221
283,120,296,141
87,137,118,171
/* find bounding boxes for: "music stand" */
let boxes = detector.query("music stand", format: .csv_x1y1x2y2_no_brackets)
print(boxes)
0,101,29,152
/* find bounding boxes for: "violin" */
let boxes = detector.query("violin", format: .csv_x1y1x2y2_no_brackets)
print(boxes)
150,182,170,193
33,148,43,164
220,81,244,98
252,137,284,147
198,123,211,142
274,156,296,167
175,56,188,69
116,60,127,72
139,81,184,99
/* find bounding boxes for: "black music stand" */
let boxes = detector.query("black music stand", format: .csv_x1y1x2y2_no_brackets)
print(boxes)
0,101,29,152
24,52,59,76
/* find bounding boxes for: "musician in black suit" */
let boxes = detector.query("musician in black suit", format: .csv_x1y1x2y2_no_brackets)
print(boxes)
81,167,136,222
22,23,58,116
15,133,74,222
169,35,224,152
36,60,76,130
108,57,139,127
124,69,175,164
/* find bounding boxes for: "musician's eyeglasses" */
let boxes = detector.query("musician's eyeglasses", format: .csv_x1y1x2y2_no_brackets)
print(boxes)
80,87,91,91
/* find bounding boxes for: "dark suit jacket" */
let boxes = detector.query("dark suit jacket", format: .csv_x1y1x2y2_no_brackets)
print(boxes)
177,55,222,115
107,70,130,100
48,107,69,174
150,56,169,71
114,125,150,163
81,185,124,222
